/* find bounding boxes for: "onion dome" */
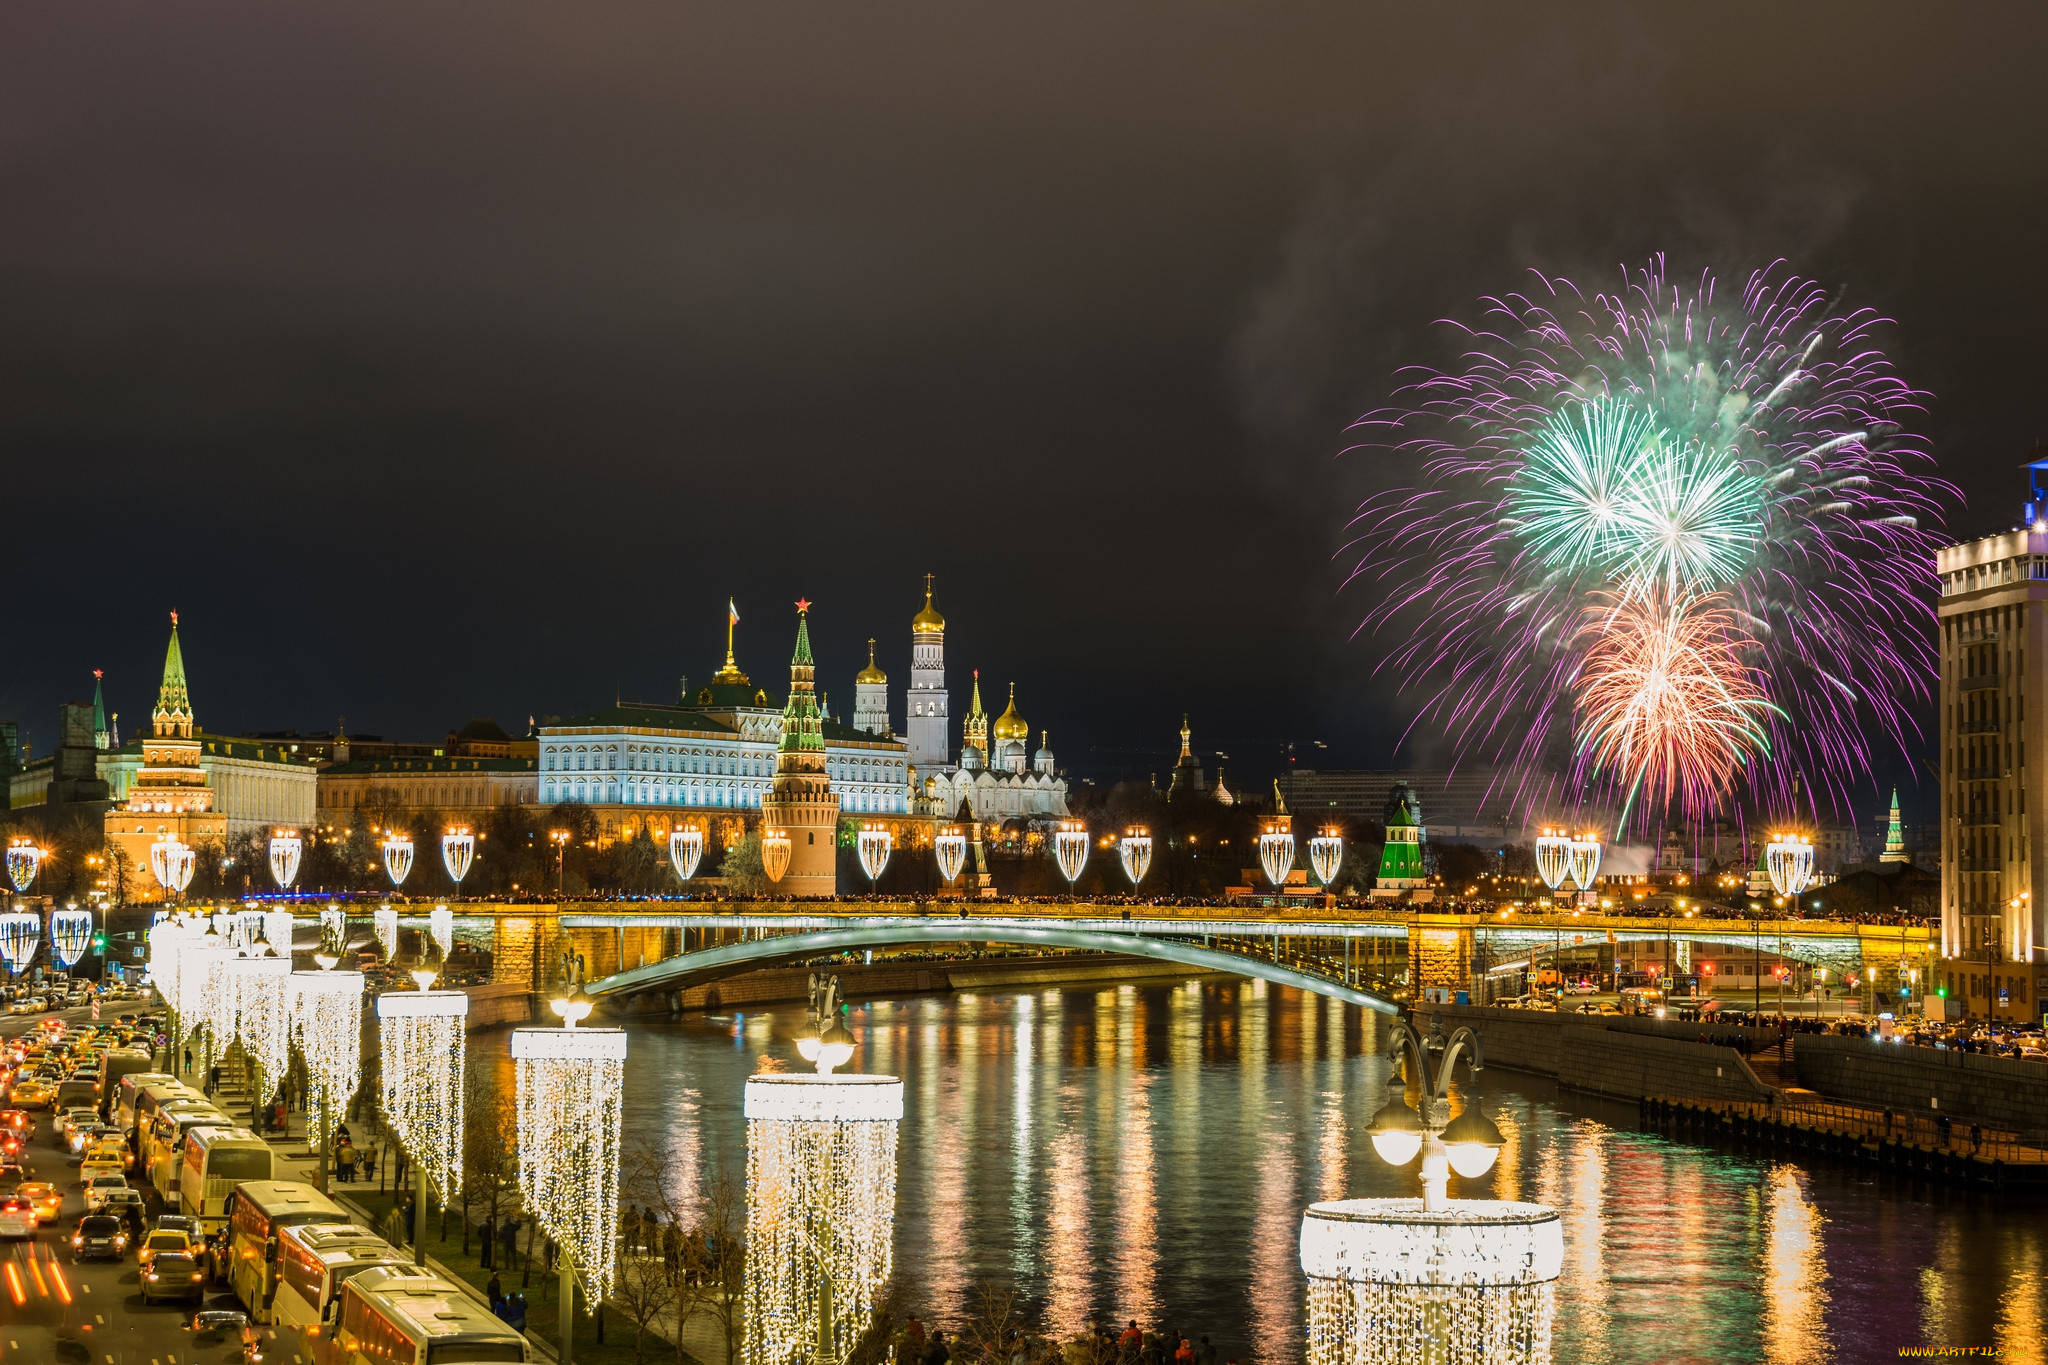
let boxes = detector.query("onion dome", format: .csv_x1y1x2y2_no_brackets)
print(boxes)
856,638,887,684
993,682,1029,742
913,574,945,634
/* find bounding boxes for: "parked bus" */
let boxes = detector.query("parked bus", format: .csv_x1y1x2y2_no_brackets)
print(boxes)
100,1050,159,1123
271,1222,409,1332
223,1181,348,1319
114,1071,177,1131
147,1100,231,1207
322,1266,529,1365
178,1126,274,1236
126,1079,201,1136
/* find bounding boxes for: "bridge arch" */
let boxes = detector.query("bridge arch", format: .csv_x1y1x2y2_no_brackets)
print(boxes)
585,921,1401,1014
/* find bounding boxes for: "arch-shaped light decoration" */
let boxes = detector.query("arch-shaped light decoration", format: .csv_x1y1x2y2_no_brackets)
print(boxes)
669,826,704,883
512,1025,627,1304
150,836,197,897
1765,833,1815,897
382,835,414,889
856,824,892,886
1309,830,1344,888
933,826,967,885
0,912,41,973
429,905,454,959
6,840,44,894
268,829,303,890
373,905,399,961
761,829,793,884
1052,821,1089,885
1534,830,1573,891
265,910,296,959
1118,827,1153,887
51,907,93,969
441,828,474,888
378,989,469,1207
1259,820,1296,890
1567,835,1603,891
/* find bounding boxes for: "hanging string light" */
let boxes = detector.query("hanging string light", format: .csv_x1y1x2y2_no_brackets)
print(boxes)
50,907,93,970
377,989,469,1206
229,953,293,1103
1259,819,1296,890
743,1073,904,1365
269,829,303,890
429,906,454,961
1051,821,1089,885
265,911,296,959
441,829,475,889
148,918,194,1013
182,937,240,1073
933,826,966,885
290,964,364,1152
319,906,348,963
1117,827,1153,886
382,835,414,889
5,840,44,894
1309,829,1344,889
374,906,399,961
511,1025,627,1303
669,826,704,883
151,836,196,898
856,825,892,889
0,913,40,975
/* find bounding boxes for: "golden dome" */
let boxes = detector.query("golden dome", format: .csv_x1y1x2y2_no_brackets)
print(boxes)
912,573,945,634
856,638,887,684
992,682,1029,741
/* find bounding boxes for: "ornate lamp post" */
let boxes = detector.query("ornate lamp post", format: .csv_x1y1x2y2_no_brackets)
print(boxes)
1052,821,1088,887
441,828,475,893
6,840,44,895
290,915,363,1191
933,825,967,889
51,906,93,971
1260,818,1296,892
1309,828,1344,890
382,835,414,891
669,825,704,884
856,824,892,891
150,835,197,901
1118,827,1153,887
1300,1014,1559,1365
1765,833,1814,898
761,828,793,886
550,829,571,894
745,974,901,1365
512,963,626,1365
269,829,303,891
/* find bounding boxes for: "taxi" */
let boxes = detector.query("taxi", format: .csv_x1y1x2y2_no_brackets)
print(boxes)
15,1181,62,1225
137,1226,194,1269
9,1079,52,1110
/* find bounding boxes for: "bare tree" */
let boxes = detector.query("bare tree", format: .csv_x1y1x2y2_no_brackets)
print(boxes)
696,1162,747,1365
461,1063,521,1262
959,1281,1026,1365
612,1141,684,1365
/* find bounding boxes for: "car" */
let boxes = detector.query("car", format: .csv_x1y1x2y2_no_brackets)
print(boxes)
0,1195,36,1239
14,1181,62,1224
60,1109,97,1148
10,1080,52,1110
0,1132,25,1162
0,1110,30,1137
98,1188,146,1225
5,999,40,1016
83,1139,128,1172
138,1226,193,1269
142,1251,206,1305
82,1172,128,1212
69,1214,126,1260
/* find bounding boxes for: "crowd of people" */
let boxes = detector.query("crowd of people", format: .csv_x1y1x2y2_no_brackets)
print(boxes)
888,1314,1238,1365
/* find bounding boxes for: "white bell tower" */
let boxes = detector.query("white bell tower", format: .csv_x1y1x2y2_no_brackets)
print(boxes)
906,574,950,769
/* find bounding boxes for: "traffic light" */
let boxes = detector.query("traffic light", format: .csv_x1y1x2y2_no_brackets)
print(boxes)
92,933,106,954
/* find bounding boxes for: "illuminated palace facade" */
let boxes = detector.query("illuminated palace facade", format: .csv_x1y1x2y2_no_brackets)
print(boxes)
537,615,910,821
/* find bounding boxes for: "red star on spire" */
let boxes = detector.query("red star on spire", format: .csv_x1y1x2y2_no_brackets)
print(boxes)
93,669,102,680
795,597,812,613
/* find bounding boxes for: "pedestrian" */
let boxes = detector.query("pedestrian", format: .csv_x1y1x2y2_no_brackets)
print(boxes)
1196,1336,1217,1365
487,1270,503,1309
545,1236,557,1271
183,1046,193,1074
905,1315,926,1356
362,1142,377,1186
207,1063,222,1097
504,1293,527,1331
482,1215,497,1269
1120,1322,1143,1352
922,1330,950,1365
500,1217,520,1268
1174,1340,1194,1365
1971,1123,1983,1153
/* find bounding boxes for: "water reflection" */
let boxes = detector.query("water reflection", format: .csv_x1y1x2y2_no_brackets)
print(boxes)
580,978,2048,1364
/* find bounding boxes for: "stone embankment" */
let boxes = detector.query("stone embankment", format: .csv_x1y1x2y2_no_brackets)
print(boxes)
1794,1034,2048,1138
1418,1002,1776,1104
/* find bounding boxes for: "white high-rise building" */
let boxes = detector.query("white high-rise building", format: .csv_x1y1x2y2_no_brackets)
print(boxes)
853,638,891,737
905,575,950,769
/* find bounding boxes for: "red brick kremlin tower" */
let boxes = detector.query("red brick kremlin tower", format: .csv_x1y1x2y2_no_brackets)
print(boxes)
761,600,841,896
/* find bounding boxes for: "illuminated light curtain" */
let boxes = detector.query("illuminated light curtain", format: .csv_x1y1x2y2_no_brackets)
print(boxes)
1300,1200,1562,1365
148,919,195,1012
182,943,241,1072
229,955,293,1102
512,1027,627,1302
1260,823,1297,889
377,991,469,1205
429,906,453,959
265,911,296,959
743,1074,904,1365
50,909,93,969
269,830,303,890
290,968,365,1146
374,907,399,961
0,913,40,974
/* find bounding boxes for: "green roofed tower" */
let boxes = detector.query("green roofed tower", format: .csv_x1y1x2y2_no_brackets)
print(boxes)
761,599,841,896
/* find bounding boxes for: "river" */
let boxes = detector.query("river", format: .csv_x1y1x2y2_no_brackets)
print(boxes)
569,975,2047,1365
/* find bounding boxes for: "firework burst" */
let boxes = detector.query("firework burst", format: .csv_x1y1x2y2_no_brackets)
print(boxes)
1346,256,1949,826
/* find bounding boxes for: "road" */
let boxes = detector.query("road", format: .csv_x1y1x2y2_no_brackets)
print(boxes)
0,999,303,1365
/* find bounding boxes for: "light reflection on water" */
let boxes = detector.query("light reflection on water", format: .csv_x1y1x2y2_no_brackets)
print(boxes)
594,977,2048,1364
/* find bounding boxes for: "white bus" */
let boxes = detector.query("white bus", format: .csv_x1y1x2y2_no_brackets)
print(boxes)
272,1222,408,1332
178,1126,275,1236
115,1074,180,1133
224,1181,349,1321
147,1100,231,1207
322,1266,530,1365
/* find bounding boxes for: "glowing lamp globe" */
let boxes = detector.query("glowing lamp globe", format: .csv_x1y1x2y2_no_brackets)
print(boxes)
856,824,893,885
669,826,704,883
441,829,475,888
1765,833,1814,897
933,826,967,884
6,840,45,894
268,829,302,890
761,829,793,884
1118,828,1153,887
1441,1103,1508,1180
1052,821,1089,885
1259,820,1296,890
816,1019,857,1075
1367,1080,1425,1167
382,835,414,889
1309,830,1343,888
1533,830,1572,891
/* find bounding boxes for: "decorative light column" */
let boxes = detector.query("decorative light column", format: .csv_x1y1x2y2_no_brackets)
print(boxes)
1260,818,1296,892
856,824,892,891
933,825,966,888
429,906,454,961
228,947,292,1128
374,906,399,962
6,840,44,895
1309,829,1344,890
512,984,625,1365
441,828,475,894
1533,830,1572,894
1765,833,1814,898
382,835,414,891
669,826,704,884
269,829,303,891
378,982,468,1266
1303,1014,1559,1365
1566,835,1603,904
290,920,364,1193
761,829,793,886
51,906,93,971
1052,821,1088,886
151,835,197,901
320,906,347,957
265,911,296,961
744,978,902,1365
181,929,240,1079
1118,827,1153,888
0,912,40,981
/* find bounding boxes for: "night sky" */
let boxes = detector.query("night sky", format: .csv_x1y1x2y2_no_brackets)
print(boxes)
3,3,2043,821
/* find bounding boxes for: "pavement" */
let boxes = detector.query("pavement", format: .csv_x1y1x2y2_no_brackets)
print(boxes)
0,998,301,1365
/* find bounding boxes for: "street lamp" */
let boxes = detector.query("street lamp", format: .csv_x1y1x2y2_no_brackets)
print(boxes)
856,824,892,891
382,835,414,890
150,835,196,900
1259,819,1295,892
668,826,704,884
441,828,475,892
1365,1015,1506,1207
1052,821,1088,886
1309,828,1343,890
933,825,967,887
550,829,571,894
1765,833,1814,897
269,829,303,891
1118,827,1153,887
6,840,45,895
